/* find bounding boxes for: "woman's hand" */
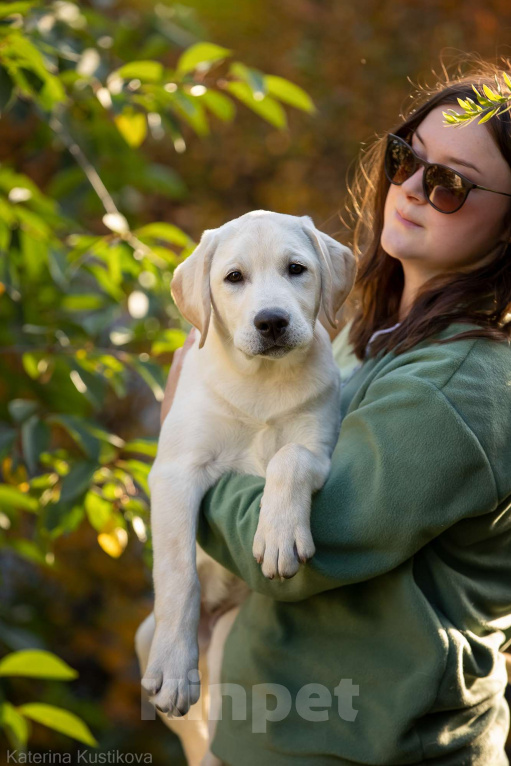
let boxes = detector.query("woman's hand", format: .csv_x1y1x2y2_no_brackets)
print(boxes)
160,328,197,427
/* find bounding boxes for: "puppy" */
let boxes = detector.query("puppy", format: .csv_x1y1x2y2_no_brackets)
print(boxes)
135,210,356,762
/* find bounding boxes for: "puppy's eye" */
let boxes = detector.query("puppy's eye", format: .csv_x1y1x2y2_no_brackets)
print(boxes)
289,263,306,275
225,271,243,283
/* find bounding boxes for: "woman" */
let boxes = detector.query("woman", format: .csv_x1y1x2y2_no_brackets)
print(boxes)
160,59,511,764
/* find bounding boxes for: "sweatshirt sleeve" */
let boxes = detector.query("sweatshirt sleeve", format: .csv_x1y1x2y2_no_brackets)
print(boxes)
197,370,499,602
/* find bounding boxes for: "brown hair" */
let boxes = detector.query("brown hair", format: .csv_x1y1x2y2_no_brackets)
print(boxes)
344,55,511,361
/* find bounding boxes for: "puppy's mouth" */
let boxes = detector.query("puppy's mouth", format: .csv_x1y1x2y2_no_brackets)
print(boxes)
257,344,292,358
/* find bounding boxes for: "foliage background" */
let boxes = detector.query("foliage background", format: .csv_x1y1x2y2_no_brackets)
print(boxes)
1,0,511,762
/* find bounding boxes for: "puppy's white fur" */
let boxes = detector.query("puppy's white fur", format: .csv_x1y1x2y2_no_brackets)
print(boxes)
135,211,356,763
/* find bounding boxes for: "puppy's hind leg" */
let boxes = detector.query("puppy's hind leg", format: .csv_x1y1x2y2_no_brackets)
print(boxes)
135,612,210,766
200,606,241,766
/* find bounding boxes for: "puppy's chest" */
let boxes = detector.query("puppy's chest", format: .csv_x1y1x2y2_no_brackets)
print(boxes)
244,423,286,476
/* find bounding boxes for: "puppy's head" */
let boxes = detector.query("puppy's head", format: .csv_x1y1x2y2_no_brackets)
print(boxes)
171,211,356,357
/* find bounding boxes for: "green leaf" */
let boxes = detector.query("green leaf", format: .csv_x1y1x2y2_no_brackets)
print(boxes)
265,75,316,113
130,358,165,401
61,293,106,312
115,61,163,83
230,62,266,98
134,222,191,247
115,110,147,148
84,492,112,533
0,702,29,750
478,108,499,124
0,650,78,680
137,164,187,198
59,461,97,504
41,501,84,538
0,2,35,19
17,703,97,747
9,539,48,565
0,67,14,113
176,42,232,76
196,89,235,122
170,91,210,136
225,82,287,129
48,415,101,461
21,415,50,474
482,84,502,103
0,423,16,455
8,398,38,424
0,485,38,513
118,459,150,496
122,439,158,458
503,72,511,92
151,328,187,356
22,352,40,380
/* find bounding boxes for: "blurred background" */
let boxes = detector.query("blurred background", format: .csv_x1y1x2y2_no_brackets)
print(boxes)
0,0,510,762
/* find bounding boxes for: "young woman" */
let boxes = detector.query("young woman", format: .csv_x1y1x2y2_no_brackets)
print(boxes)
159,60,511,764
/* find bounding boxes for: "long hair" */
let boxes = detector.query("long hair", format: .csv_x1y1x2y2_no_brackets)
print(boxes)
344,55,511,360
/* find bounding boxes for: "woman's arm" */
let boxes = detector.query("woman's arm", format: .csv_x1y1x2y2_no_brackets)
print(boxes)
196,369,499,601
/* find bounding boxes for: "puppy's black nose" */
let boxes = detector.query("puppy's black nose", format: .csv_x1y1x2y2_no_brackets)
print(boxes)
254,309,290,341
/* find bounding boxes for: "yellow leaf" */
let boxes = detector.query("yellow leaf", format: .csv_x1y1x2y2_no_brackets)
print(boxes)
97,527,128,558
114,112,147,148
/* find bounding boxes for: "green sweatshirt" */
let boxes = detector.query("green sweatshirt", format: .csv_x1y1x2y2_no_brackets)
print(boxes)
197,321,511,765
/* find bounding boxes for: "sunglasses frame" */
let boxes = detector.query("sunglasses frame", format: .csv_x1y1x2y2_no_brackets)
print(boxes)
385,133,511,214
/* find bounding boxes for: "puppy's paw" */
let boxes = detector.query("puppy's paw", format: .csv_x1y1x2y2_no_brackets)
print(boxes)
252,509,315,580
141,632,200,717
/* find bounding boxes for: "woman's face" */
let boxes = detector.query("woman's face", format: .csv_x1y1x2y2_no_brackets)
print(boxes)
381,104,511,280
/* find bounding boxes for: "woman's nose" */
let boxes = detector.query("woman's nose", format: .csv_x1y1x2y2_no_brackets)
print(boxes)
401,167,426,202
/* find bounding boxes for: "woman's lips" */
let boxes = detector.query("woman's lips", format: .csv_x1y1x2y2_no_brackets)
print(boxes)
396,209,421,228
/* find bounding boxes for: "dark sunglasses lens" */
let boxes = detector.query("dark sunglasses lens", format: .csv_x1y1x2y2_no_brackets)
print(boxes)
424,165,468,213
385,138,415,184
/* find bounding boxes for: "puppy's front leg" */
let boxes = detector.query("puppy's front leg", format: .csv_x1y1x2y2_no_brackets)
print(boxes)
253,444,330,580
142,463,214,717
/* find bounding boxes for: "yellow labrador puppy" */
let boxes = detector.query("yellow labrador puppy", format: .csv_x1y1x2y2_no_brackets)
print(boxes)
135,210,356,763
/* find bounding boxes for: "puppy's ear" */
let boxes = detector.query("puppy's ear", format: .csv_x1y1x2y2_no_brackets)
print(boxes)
171,228,218,348
301,218,357,329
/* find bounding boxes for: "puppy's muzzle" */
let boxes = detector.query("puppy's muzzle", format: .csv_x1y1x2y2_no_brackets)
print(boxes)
254,308,290,344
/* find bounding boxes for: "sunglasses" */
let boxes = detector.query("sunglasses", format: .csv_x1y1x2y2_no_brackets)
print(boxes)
384,133,511,214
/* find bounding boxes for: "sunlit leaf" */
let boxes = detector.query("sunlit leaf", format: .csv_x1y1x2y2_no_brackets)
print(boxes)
0,650,78,680
0,702,29,750
115,111,147,148
115,61,163,83
97,527,128,558
267,72,316,112
225,82,287,129
85,492,112,532
478,108,499,124
196,89,235,122
151,328,187,356
134,222,191,247
482,84,501,103
176,42,231,76
0,2,35,19
122,439,158,458
17,703,97,747
230,62,266,98
0,485,38,512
